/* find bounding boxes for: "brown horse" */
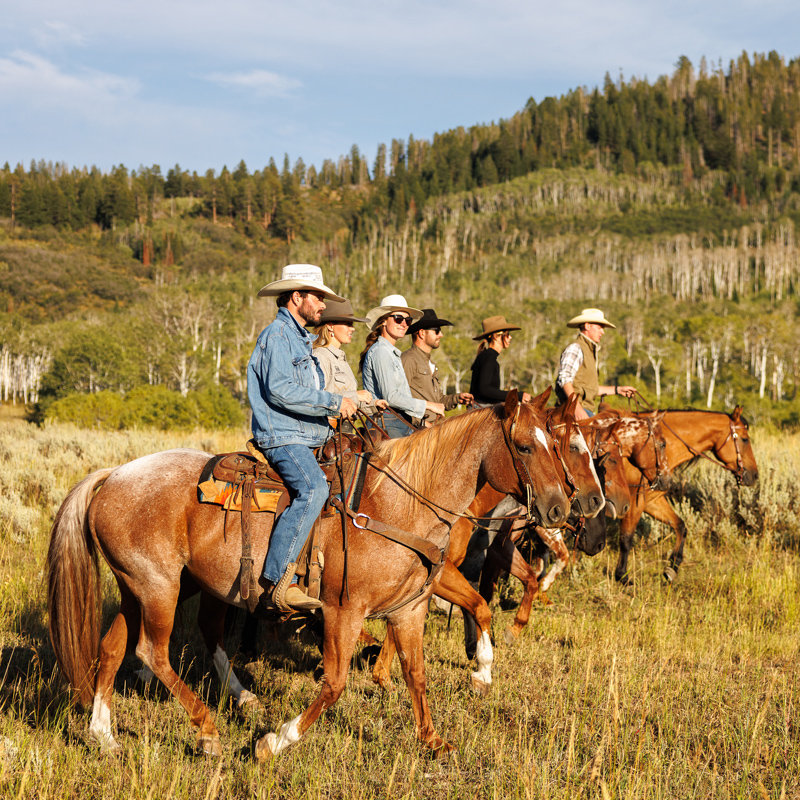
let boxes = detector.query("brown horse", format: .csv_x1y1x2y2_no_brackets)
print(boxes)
607,407,758,584
370,394,604,690
47,391,569,758
478,410,672,644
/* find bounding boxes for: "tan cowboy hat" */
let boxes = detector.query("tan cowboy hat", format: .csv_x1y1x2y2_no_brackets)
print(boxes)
257,264,344,301
567,308,617,329
365,294,423,331
472,315,522,341
317,297,368,325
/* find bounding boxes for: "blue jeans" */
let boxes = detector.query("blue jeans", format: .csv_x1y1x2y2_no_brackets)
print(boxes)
263,444,329,584
381,411,414,439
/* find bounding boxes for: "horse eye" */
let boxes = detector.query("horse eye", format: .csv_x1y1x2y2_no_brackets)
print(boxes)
518,445,532,455
570,445,580,454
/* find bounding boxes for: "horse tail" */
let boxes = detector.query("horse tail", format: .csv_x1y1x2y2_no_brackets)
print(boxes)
47,467,115,706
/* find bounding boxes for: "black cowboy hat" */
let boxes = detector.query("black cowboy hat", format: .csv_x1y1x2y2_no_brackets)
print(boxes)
407,308,454,336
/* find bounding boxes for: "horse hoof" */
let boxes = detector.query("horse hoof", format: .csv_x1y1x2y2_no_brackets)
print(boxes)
432,739,454,757
537,592,554,607
255,733,277,762
198,735,222,757
373,674,393,691
503,627,519,646
662,566,677,584
470,676,490,697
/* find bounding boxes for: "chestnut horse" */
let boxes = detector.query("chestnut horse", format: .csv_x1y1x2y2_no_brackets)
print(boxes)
606,407,758,584
47,391,568,758
368,393,601,691
477,411,672,643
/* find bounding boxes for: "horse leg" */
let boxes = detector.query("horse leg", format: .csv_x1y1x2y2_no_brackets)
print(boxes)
197,592,259,709
88,586,140,752
391,603,453,754
536,528,570,596
371,624,396,690
255,608,364,758
502,545,543,644
615,494,646,585
644,494,686,582
431,560,494,696
135,585,222,756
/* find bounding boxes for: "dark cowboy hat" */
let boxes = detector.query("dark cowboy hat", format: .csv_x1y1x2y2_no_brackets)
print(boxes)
317,297,368,325
407,308,454,336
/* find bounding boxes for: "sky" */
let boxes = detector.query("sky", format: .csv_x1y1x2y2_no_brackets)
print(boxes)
2,1,799,176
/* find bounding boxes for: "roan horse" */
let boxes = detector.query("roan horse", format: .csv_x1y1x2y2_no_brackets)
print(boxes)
602,406,758,584
47,390,569,757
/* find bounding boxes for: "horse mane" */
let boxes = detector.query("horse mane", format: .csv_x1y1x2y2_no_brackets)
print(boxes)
368,407,496,503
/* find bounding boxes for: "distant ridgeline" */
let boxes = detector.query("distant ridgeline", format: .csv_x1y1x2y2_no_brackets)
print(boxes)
2,51,800,428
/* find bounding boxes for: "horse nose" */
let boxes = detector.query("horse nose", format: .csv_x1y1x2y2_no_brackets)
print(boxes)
621,502,630,516
547,503,566,526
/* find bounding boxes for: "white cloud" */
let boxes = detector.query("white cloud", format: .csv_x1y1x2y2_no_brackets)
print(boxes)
0,50,137,112
205,69,302,98
34,21,87,49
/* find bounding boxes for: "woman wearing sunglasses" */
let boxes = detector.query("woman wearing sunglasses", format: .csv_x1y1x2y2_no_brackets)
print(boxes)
359,294,446,438
470,315,532,407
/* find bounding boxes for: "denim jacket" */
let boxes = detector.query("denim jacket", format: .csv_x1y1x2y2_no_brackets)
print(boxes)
247,307,343,449
362,336,426,420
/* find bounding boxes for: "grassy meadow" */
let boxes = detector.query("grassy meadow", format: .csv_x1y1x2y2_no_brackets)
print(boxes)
0,407,799,798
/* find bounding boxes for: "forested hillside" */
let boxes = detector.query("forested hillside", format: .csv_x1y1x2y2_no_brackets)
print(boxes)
2,51,800,428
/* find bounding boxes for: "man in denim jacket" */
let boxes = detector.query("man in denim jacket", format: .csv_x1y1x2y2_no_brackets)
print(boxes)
248,265,356,612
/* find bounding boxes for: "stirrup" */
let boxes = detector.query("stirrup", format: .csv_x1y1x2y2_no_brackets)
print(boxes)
272,563,299,612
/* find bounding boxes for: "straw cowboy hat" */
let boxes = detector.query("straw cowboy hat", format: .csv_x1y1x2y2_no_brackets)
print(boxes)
472,315,522,341
567,308,617,329
365,294,423,331
407,308,454,336
257,264,344,301
317,297,368,325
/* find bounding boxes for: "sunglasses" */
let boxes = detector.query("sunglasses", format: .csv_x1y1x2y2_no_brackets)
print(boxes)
388,313,411,325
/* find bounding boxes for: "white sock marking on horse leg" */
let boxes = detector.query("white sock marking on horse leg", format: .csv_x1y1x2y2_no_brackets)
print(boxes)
471,631,493,686
265,714,304,755
88,694,119,751
212,645,258,706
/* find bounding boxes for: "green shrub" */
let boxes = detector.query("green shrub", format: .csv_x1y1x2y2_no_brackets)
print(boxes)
44,384,245,431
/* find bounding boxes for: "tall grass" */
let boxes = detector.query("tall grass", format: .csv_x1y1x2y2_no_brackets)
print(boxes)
0,417,798,798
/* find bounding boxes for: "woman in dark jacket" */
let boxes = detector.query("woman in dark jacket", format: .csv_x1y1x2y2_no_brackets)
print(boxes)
470,315,532,405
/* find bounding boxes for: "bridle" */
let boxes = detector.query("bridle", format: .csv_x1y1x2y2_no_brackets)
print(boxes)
661,415,749,485
546,418,579,507
631,417,667,491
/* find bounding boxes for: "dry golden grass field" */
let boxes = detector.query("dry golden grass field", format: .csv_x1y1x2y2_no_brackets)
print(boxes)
1,406,799,799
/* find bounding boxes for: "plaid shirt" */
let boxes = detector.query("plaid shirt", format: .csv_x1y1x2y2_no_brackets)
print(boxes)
557,342,584,388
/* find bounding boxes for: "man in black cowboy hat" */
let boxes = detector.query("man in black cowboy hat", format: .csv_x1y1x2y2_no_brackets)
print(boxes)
402,308,473,426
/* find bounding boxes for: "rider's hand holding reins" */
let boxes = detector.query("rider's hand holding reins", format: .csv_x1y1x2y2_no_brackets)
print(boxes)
340,396,358,420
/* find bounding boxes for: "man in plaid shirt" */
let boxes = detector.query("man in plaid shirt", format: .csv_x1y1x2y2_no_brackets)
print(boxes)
555,308,636,420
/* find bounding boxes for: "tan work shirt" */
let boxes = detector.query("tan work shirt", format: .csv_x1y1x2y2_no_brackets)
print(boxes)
401,344,459,424
313,346,378,413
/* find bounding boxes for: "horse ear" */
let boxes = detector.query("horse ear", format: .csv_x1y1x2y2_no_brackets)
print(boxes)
654,410,667,423
529,387,551,411
731,405,742,422
504,388,519,418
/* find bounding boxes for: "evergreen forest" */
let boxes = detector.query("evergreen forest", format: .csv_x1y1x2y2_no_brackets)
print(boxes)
3,51,800,428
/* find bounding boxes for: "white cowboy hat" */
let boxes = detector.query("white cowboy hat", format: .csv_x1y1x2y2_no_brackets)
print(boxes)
257,264,344,301
365,294,423,331
567,308,617,329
